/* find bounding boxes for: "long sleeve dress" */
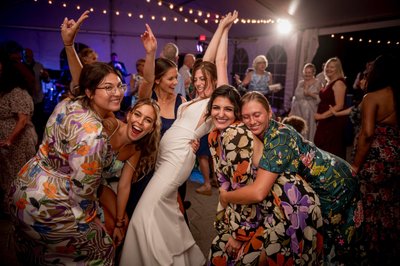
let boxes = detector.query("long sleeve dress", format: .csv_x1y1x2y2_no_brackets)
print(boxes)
208,122,324,265
9,98,115,265
290,79,321,141
120,98,212,266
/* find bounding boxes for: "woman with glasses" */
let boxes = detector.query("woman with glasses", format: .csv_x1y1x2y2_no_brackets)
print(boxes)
8,11,162,265
8,26,121,266
56,11,163,250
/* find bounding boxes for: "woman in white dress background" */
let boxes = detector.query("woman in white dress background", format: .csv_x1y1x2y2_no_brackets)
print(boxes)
290,63,321,141
120,11,238,266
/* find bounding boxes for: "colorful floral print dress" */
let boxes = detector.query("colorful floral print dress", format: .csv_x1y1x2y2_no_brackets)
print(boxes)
8,98,115,265
357,124,399,264
260,119,363,264
208,122,324,265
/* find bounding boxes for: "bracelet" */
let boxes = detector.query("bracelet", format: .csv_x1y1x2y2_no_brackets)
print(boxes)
64,43,74,47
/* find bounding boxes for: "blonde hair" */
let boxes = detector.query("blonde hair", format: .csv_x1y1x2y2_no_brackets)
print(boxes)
252,55,268,69
324,57,345,80
128,98,161,180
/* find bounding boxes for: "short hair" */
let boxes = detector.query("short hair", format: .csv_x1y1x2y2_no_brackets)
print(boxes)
252,55,268,69
161,43,179,61
282,115,308,135
135,58,145,71
303,63,316,75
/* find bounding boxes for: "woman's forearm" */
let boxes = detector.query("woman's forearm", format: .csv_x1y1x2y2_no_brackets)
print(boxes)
7,114,28,144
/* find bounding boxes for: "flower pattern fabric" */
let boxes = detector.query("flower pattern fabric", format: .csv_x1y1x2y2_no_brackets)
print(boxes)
208,122,324,265
259,119,363,263
8,99,115,265
357,124,400,264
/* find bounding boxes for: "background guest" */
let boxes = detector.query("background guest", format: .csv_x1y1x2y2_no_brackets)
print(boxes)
314,57,348,159
234,55,272,98
290,63,321,140
352,54,399,265
0,60,37,216
23,48,50,143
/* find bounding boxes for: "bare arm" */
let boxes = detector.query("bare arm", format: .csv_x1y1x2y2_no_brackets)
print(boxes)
203,11,236,63
219,168,278,206
329,105,352,116
60,11,89,87
113,152,141,243
215,11,238,87
352,94,376,172
138,24,157,99
315,79,346,120
241,71,252,87
0,113,28,147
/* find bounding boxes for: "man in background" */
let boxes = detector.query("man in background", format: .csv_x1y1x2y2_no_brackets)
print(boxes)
178,53,195,99
23,48,49,142
160,43,186,99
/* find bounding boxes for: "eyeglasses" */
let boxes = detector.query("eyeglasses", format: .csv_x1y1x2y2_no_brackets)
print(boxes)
97,84,127,95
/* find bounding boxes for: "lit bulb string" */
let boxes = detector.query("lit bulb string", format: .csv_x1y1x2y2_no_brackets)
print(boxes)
329,34,399,46
34,0,276,25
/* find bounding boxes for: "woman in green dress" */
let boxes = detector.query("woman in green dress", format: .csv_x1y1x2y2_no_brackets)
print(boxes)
219,91,364,264
209,86,324,265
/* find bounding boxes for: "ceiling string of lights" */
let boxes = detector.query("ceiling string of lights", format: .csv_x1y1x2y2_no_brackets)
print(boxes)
33,0,277,25
329,34,399,46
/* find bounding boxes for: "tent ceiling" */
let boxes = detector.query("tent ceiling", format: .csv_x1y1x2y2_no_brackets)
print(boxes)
170,0,400,38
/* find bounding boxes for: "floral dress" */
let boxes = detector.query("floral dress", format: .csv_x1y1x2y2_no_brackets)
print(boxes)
0,88,37,211
357,124,399,264
260,119,363,264
208,122,324,265
8,98,115,265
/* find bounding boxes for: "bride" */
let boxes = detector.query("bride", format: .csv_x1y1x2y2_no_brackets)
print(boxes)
119,11,238,266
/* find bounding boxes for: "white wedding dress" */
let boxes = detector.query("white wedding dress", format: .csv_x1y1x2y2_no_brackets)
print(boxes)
120,98,212,266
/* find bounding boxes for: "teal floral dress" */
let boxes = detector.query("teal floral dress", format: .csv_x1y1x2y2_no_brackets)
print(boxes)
9,98,115,265
208,122,324,265
259,119,363,264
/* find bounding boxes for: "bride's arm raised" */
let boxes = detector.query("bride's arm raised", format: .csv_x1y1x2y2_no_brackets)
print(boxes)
215,11,238,87
138,24,157,99
202,11,236,63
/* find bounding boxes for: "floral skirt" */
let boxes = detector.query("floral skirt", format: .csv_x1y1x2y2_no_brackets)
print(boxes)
208,173,324,265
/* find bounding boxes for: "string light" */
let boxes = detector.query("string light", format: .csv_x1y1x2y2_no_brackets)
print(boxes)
29,0,274,27
327,34,399,47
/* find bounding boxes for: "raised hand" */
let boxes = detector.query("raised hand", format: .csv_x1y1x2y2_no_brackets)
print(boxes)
60,10,90,46
141,24,157,54
219,10,238,30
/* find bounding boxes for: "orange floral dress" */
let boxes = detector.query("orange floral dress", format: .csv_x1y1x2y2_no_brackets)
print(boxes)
208,122,324,265
9,98,115,265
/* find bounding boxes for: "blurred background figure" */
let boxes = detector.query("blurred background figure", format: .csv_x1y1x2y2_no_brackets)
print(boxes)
78,47,98,65
0,59,37,216
290,63,321,141
23,48,50,143
160,42,187,99
123,58,145,112
314,57,348,159
109,52,130,84
351,54,400,265
179,53,196,100
234,55,272,98
315,62,327,87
